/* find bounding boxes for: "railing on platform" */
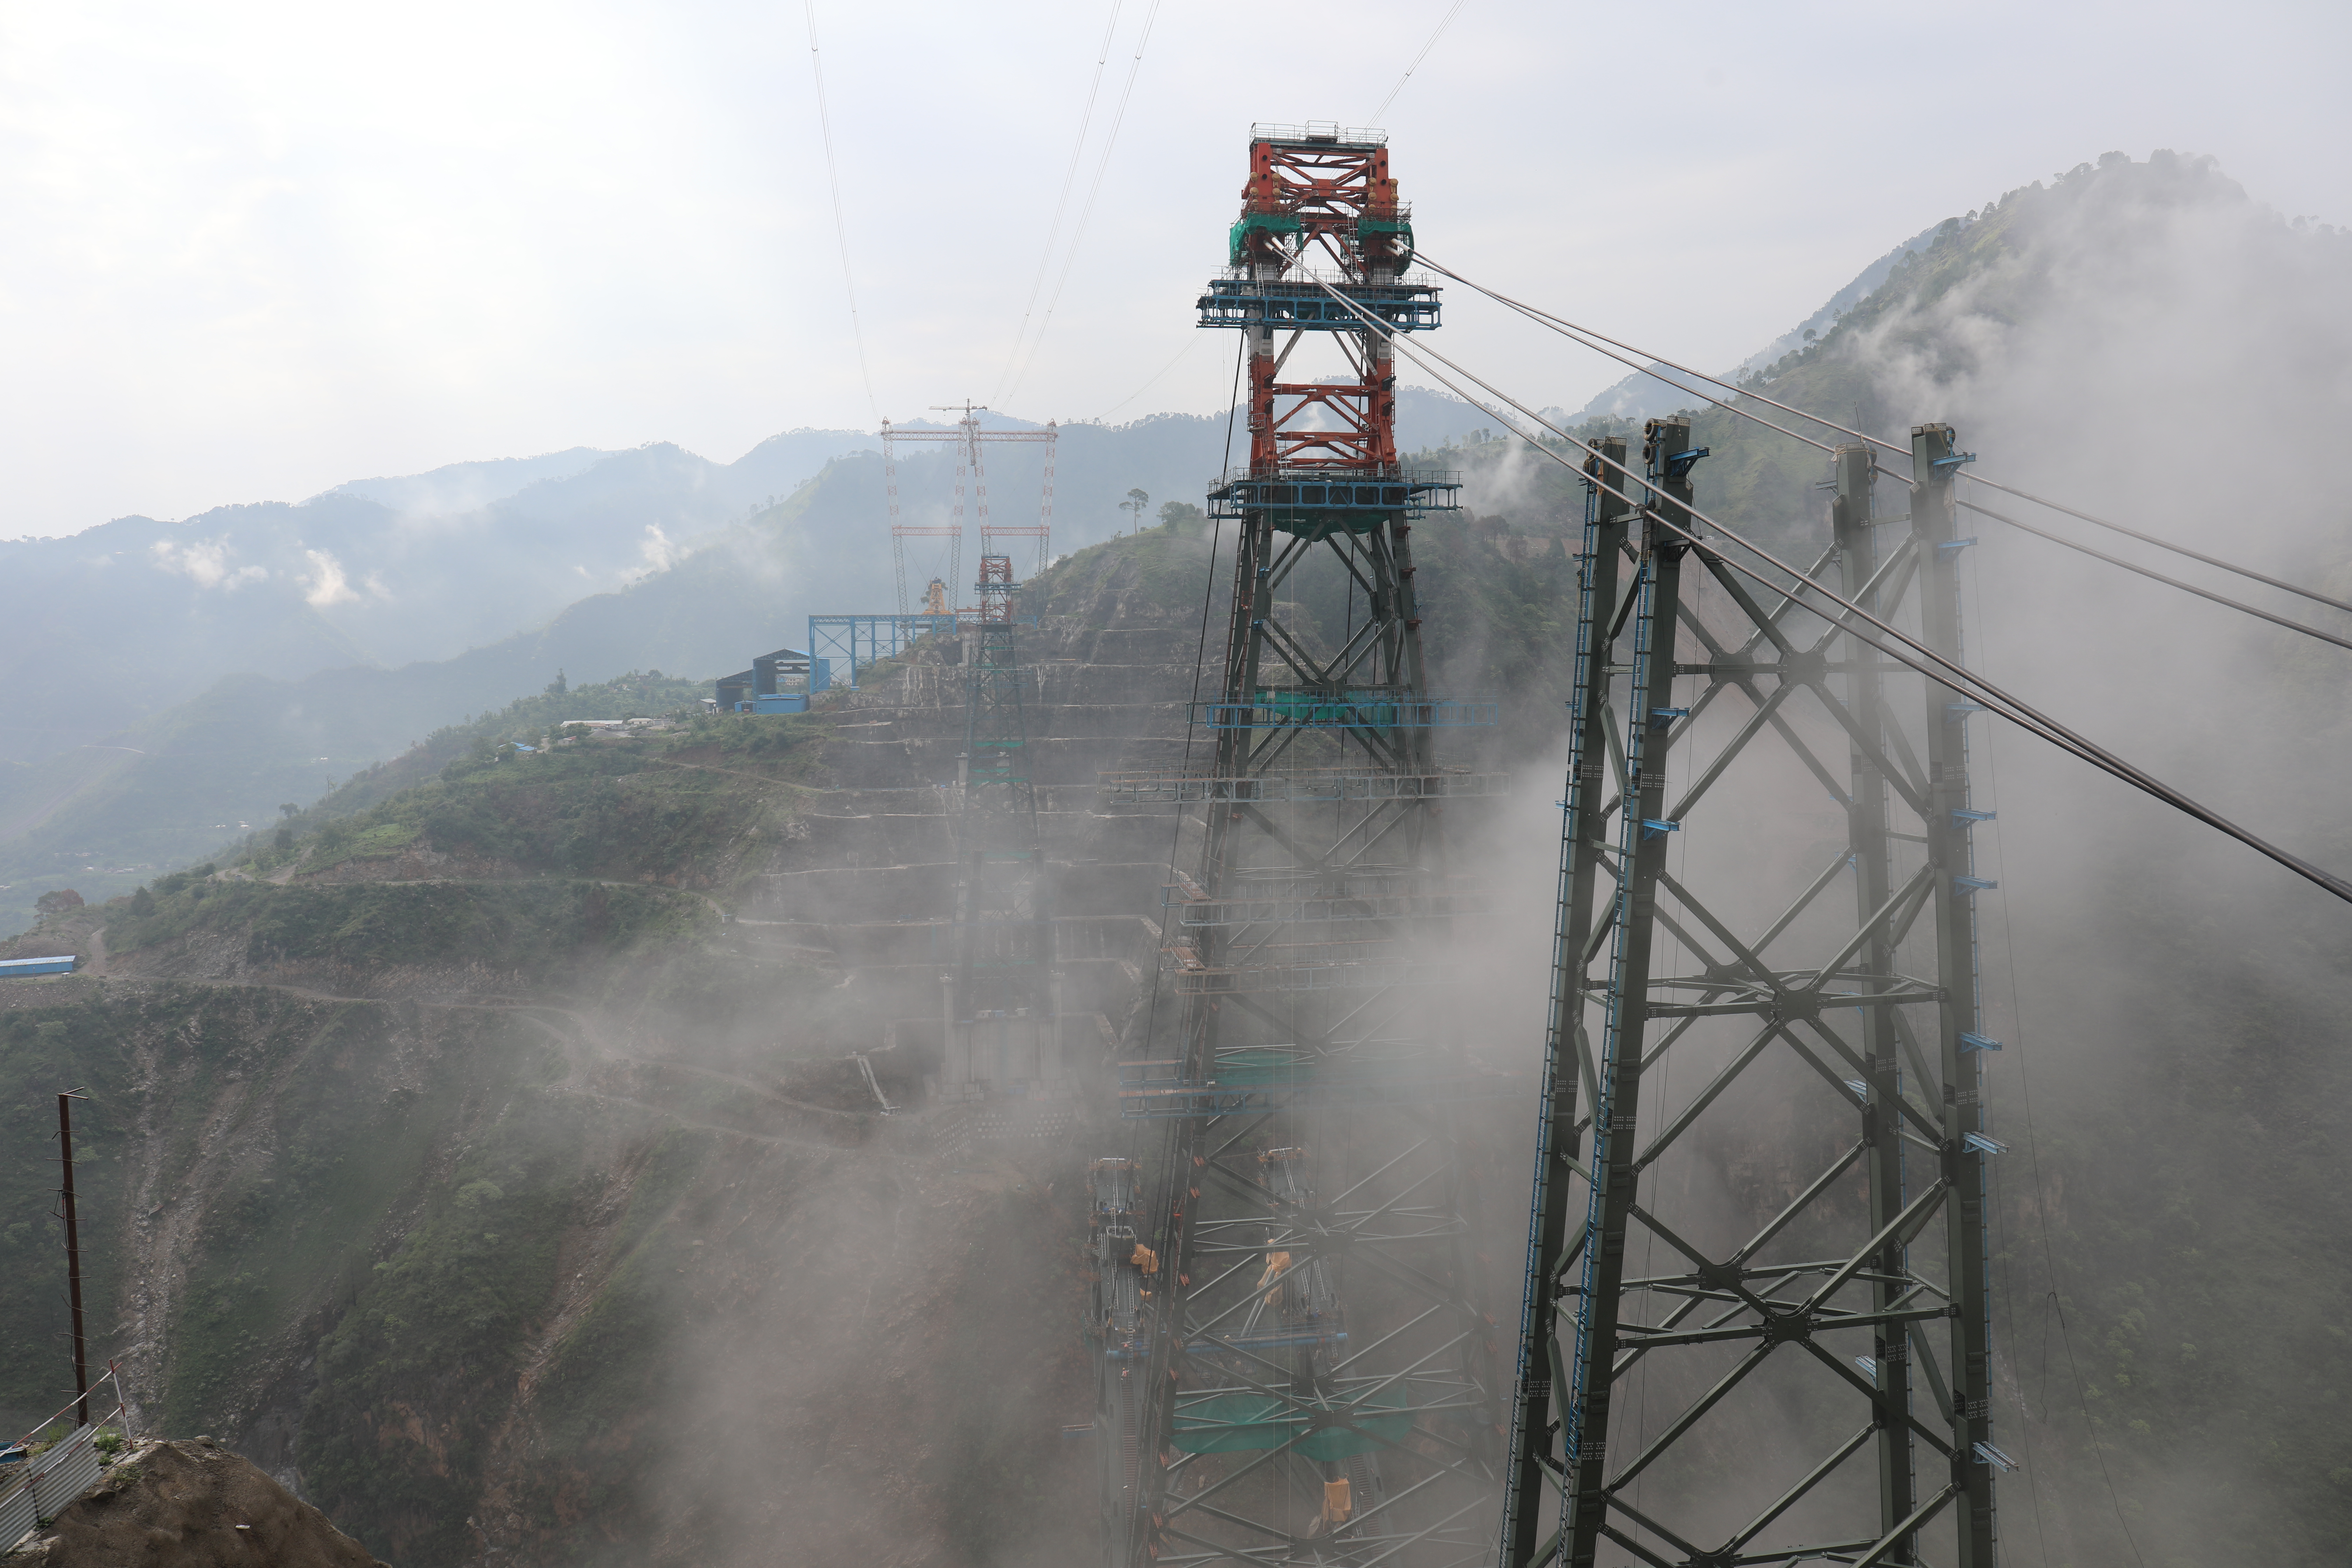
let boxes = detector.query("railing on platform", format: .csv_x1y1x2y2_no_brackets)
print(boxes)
805,612,1039,690
1197,276,1440,332
1197,692,1497,730
1167,957,1460,995
1205,468,1463,524
1099,766,1510,804
1247,121,1387,147
1116,1045,1520,1119
1165,890,1492,926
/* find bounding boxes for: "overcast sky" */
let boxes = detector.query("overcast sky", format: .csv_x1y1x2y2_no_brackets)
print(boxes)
2,0,2346,538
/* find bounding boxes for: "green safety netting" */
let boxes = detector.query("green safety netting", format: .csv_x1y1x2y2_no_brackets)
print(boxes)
1229,213,1306,265
1207,1049,1311,1086
1252,693,1402,726
1357,216,1414,268
1170,1382,1416,1459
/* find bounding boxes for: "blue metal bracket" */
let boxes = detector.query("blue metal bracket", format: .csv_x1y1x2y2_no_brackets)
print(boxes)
1663,447,1710,481
1932,451,1979,470
1844,1078,1869,1100
1954,875,1998,895
1945,700,1988,719
1936,537,1979,555
1962,1132,2008,1156
1951,808,1996,827
1640,818,1680,840
1854,1355,1879,1379
1960,1032,2003,1053
1973,1441,2018,1472
1647,706,1689,729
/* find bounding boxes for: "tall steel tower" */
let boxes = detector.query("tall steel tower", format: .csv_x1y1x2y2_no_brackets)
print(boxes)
1496,427,2003,1566
939,550,1060,1097
883,404,1058,616
1103,122,1511,1568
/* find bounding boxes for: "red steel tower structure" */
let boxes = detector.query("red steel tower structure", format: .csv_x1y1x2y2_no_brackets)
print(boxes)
1100,123,1506,1568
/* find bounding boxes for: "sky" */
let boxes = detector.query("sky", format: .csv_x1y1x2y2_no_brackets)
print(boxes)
2,0,2348,539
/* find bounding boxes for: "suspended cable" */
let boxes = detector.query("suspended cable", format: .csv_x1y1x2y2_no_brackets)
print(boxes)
1954,496,2352,654
1965,472,2352,618
1461,288,1839,458
1463,252,2352,651
1001,0,1163,407
1428,277,2352,653
990,1,1125,405
1420,250,1868,445
1421,251,2352,621
802,0,878,420
1091,332,1203,424
1366,0,1470,125
1656,519,2352,907
1308,277,2352,906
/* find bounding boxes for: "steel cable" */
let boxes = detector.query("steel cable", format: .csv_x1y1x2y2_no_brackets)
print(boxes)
1001,0,1164,406
801,0,879,419
1418,252,2352,621
990,0,1126,405
1497,284,2352,654
1306,278,2352,906
1366,0,1471,125
1954,495,2352,654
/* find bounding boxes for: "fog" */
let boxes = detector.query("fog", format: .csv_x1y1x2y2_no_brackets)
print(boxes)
1424,151,2352,1564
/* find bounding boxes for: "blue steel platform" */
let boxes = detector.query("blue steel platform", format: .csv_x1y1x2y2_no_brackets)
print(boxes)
1197,275,1440,331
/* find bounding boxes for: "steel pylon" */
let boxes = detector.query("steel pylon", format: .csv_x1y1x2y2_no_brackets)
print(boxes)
1100,123,1508,1568
941,554,1060,1093
1496,423,2002,1567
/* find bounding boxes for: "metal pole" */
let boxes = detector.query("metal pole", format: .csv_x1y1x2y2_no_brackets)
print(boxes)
1836,443,1921,1557
1558,417,1703,1567
1911,422,1999,1565
57,1091,90,1430
1499,435,1631,1565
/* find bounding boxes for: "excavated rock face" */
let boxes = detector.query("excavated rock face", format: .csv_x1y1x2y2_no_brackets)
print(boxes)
9,1438,384,1568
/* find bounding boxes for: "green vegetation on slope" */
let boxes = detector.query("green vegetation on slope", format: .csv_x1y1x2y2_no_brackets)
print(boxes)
299,1098,582,1567
0,670,714,935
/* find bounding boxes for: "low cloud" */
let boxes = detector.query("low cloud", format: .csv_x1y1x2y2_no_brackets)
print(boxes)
636,523,678,577
300,548,359,607
149,536,267,590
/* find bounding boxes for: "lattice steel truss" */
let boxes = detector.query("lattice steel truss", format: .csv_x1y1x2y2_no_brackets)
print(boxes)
882,401,1056,615
1497,423,2001,1567
943,559,1059,1093
1103,124,1507,1568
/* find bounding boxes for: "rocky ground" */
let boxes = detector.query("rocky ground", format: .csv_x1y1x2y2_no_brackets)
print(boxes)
7,1438,385,1568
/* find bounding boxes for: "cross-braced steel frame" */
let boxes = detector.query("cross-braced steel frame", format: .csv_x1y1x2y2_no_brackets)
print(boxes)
1496,421,2002,1568
1106,124,1505,1568
944,559,1058,1090
881,402,1056,615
